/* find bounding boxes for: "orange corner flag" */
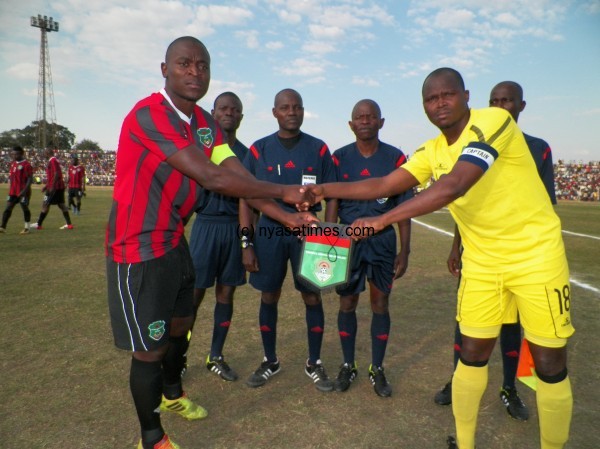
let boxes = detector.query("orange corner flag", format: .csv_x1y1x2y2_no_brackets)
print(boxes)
517,339,537,391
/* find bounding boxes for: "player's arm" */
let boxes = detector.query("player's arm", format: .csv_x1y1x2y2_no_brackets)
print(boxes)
393,218,411,279
166,144,308,206
349,161,485,238
19,174,33,198
447,224,462,278
308,167,420,204
324,198,338,223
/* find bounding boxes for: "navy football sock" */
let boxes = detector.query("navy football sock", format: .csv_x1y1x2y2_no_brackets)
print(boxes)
371,312,390,368
306,302,325,364
259,301,278,362
210,302,233,358
338,310,357,365
500,322,521,389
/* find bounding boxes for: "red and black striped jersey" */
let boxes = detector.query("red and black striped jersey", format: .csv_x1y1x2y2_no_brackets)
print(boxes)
9,159,33,196
68,164,85,189
105,91,224,263
46,157,65,190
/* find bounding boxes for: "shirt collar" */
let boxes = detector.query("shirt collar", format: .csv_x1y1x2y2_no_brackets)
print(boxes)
160,88,192,124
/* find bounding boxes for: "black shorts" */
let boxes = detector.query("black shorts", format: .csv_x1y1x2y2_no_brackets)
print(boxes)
43,189,65,205
6,195,30,207
107,238,196,351
68,188,83,199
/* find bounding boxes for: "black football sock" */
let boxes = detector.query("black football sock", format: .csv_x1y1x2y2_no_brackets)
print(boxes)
1,209,11,228
130,357,163,439
37,211,47,225
162,335,186,399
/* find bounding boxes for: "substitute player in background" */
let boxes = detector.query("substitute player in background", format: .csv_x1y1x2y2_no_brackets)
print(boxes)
329,99,412,397
106,37,314,449
434,81,558,421
32,147,73,230
0,145,33,234
307,68,574,449
244,88,337,392
67,155,86,215
186,91,255,381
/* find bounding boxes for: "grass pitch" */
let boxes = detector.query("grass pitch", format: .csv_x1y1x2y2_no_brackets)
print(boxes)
0,186,598,449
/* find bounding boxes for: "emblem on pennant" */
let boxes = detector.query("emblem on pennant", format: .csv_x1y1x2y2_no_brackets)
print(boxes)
315,260,333,284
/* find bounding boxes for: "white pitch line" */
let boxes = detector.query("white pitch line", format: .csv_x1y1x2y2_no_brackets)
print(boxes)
413,219,599,295
562,230,600,240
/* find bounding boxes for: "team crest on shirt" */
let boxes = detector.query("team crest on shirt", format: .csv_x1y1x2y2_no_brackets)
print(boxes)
315,260,332,283
148,320,166,341
197,128,214,148
376,197,388,204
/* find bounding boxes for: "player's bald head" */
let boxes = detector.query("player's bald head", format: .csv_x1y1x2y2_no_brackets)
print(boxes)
491,81,524,102
165,36,209,63
274,88,302,107
351,99,381,119
422,67,465,95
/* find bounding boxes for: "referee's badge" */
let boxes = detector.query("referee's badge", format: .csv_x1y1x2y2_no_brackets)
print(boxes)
197,128,214,148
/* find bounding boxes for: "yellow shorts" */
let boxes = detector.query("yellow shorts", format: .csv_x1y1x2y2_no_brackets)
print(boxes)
456,254,574,347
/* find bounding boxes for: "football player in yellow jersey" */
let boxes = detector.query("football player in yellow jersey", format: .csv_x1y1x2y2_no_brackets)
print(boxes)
307,68,574,449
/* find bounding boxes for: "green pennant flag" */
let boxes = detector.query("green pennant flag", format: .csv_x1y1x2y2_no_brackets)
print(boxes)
298,222,353,290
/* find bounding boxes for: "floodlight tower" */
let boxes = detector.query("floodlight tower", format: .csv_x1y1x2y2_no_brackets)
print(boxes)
30,14,59,150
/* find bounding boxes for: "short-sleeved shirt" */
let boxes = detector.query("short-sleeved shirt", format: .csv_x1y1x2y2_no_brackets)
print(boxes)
196,140,249,217
46,157,65,191
404,107,565,274
332,141,413,224
524,133,556,204
243,132,336,214
9,159,33,196
105,90,234,264
68,164,86,189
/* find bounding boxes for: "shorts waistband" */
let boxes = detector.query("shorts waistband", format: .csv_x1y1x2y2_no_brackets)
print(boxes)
195,214,238,224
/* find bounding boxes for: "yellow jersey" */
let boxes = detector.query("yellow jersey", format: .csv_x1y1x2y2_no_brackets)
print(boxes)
404,108,565,274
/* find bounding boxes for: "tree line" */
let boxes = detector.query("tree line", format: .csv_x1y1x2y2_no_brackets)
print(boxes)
0,120,104,153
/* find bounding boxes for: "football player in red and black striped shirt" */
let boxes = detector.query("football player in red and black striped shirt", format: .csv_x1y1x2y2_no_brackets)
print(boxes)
106,36,315,449
32,147,73,230
0,145,33,234
67,155,85,215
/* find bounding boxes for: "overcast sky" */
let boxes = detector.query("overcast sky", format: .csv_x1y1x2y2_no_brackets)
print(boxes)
1,0,599,162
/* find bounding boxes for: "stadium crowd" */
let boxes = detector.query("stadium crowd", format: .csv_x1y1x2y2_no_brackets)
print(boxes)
1,148,599,200
554,160,600,201
0,148,116,186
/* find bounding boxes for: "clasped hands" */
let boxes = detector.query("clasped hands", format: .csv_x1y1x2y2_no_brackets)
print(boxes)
281,184,386,241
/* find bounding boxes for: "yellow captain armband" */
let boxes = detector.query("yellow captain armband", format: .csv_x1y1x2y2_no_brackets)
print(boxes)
210,144,236,166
